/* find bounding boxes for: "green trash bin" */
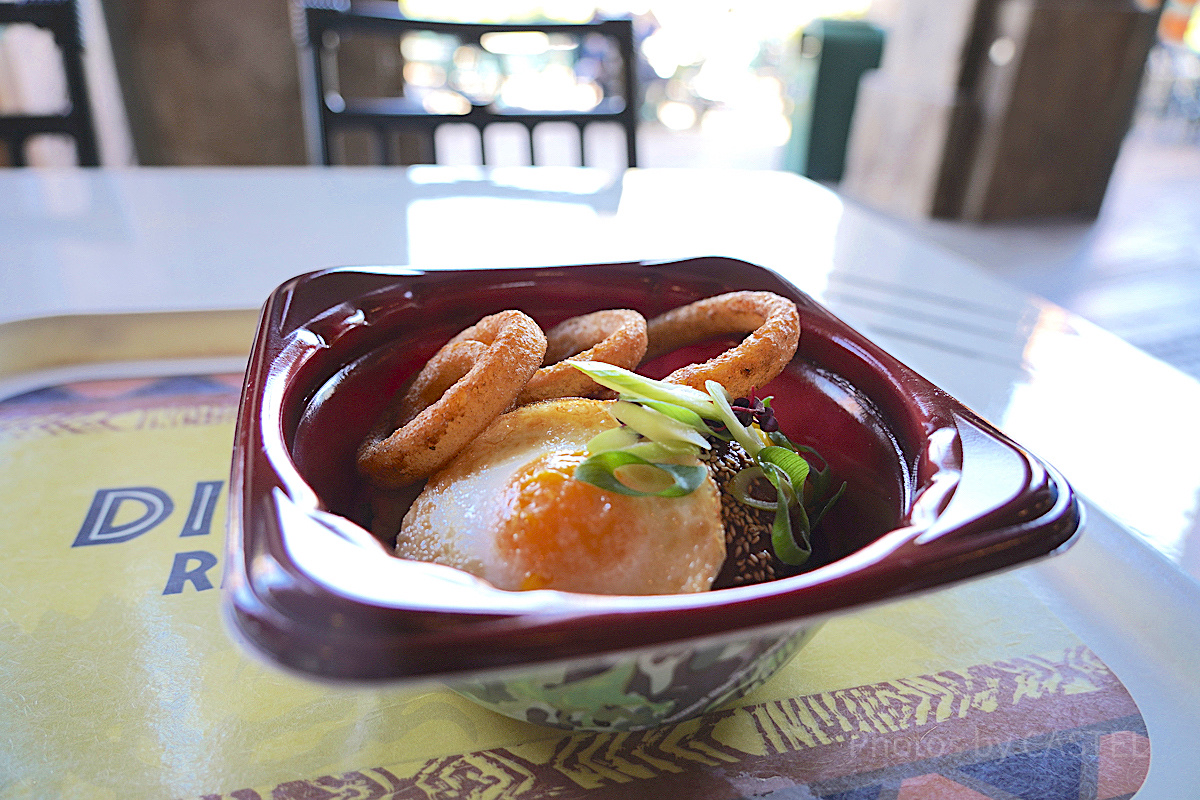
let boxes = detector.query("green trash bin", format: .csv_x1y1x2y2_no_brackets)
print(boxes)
784,18,885,182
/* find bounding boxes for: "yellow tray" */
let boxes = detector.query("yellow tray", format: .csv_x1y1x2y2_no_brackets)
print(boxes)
0,312,1147,799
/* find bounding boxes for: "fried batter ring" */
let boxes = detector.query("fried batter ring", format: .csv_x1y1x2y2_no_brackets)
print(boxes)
643,291,800,399
516,309,648,405
358,310,547,487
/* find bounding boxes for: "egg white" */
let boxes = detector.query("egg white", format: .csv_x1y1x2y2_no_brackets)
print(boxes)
396,397,727,594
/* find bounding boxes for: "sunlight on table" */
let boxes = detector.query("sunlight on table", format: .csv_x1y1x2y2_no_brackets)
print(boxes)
1002,304,1200,576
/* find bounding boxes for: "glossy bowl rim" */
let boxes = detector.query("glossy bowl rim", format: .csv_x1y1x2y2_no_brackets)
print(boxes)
224,256,1082,683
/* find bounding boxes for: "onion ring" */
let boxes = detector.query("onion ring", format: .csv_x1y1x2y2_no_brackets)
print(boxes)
516,309,648,405
642,291,800,399
358,310,547,487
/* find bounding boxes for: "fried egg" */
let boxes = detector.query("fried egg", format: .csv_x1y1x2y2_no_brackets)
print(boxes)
396,397,726,594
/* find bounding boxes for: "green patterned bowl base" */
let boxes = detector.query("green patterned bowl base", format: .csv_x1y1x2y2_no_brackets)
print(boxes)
450,624,822,731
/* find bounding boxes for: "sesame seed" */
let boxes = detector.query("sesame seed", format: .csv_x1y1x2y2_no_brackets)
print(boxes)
703,438,799,590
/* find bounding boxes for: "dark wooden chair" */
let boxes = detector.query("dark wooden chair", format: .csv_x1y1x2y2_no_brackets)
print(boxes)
296,0,638,168
0,0,99,166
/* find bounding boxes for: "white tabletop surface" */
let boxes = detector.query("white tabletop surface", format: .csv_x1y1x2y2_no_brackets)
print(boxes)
3,165,1199,795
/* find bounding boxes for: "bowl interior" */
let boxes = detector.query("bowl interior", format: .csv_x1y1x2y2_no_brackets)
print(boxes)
287,276,912,578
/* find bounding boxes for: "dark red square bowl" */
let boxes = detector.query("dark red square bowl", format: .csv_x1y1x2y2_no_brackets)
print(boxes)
224,257,1080,731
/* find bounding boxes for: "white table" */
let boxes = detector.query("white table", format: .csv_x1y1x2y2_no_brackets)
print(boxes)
3,166,1198,796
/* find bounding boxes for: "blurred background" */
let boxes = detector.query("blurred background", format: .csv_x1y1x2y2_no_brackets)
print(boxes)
1,0,1198,378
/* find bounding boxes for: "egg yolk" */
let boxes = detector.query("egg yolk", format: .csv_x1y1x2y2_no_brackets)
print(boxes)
491,449,725,594
497,452,631,591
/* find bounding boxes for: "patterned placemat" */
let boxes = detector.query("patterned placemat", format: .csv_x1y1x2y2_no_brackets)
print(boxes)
0,373,1148,800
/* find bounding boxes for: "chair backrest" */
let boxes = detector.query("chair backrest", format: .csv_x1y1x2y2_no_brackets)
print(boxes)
296,0,638,168
0,0,99,166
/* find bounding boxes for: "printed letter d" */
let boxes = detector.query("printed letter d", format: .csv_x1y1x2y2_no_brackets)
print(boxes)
73,487,174,547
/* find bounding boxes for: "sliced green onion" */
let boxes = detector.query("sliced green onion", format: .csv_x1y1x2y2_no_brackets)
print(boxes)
809,480,847,528
705,380,761,455
628,397,719,437
609,401,710,450
754,446,815,566
586,426,640,454
624,440,701,462
574,450,708,497
771,497,812,566
758,459,812,566
613,463,679,494
570,362,716,417
730,466,777,511
767,429,798,450
788,442,830,496
756,445,811,493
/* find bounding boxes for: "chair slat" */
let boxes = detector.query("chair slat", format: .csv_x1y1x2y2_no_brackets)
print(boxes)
296,0,638,168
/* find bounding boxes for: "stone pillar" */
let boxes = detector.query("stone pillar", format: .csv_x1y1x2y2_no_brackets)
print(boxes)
842,0,1160,221
102,0,307,165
